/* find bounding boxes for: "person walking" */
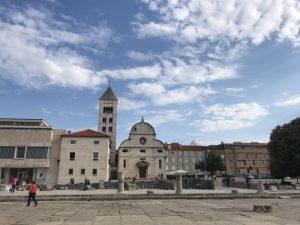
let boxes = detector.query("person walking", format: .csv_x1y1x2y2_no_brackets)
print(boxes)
26,181,38,207
11,176,18,193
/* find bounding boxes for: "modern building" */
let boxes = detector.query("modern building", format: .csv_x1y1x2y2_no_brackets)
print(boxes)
224,142,270,177
118,118,165,179
98,86,118,179
0,118,65,185
57,129,110,184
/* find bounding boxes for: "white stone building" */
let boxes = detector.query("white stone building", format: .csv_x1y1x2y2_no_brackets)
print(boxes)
0,118,65,185
118,118,165,179
57,129,110,184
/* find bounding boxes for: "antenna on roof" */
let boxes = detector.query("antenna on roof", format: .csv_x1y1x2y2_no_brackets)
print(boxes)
141,116,144,122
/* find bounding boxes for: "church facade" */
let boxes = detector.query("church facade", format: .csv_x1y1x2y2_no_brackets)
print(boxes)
118,118,166,179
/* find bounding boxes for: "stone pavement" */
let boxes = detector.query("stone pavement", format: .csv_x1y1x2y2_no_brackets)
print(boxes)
0,198,300,225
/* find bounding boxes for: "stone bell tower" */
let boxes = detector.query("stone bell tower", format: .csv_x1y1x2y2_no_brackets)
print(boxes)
98,85,118,178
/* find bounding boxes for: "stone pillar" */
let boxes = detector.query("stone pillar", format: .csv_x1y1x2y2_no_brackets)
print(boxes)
257,181,264,193
176,173,183,195
118,172,124,194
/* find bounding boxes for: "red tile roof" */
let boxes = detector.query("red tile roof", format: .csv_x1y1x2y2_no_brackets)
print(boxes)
62,129,109,138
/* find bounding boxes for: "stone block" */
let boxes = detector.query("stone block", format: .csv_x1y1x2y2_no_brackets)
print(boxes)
147,190,154,195
231,189,238,194
253,205,272,213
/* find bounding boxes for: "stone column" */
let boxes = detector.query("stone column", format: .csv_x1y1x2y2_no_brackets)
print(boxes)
257,181,264,193
118,172,124,194
176,173,183,195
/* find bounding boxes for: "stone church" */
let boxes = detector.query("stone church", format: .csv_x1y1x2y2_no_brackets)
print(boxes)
118,118,166,179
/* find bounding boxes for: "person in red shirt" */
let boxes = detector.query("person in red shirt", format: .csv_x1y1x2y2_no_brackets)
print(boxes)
11,176,18,193
26,181,38,206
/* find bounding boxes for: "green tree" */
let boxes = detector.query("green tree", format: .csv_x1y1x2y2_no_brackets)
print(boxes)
268,117,300,178
195,152,225,175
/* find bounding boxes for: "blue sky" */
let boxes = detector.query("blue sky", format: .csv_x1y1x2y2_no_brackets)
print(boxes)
0,0,300,147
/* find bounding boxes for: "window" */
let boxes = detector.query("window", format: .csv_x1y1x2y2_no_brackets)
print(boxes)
123,159,126,168
69,152,75,160
157,149,163,153
26,147,48,159
159,159,162,169
172,166,175,170
122,149,128,152
139,137,147,145
94,140,99,144
93,152,99,161
103,117,107,123
16,147,25,159
108,127,112,132
102,126,106,132
140,149,146,153
81,169,85,175
0,146,15,159
140,158,146,160
103,107,113,113
109,118,113,123
70,140,76,144
93,169,97,175
69,169,73,175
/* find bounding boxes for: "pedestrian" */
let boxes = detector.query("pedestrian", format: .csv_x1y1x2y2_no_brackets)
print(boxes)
246,177,251,189
11,176,18,193
21,179,26,191
26,181,38,207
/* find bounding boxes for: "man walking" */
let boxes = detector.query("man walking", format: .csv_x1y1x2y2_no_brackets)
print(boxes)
26,181,38,207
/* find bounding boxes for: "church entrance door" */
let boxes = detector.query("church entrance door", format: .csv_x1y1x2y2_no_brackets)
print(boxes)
139,167,147,179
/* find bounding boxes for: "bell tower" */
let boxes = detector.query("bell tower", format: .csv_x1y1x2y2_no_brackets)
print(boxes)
98,85,118,178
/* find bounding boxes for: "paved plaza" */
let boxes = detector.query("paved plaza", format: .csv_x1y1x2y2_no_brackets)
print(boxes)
0,198,300,225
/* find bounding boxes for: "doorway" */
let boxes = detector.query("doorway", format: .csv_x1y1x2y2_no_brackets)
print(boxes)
139,167,147,179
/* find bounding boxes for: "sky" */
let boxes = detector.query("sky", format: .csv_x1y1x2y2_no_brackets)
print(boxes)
0,0,300,147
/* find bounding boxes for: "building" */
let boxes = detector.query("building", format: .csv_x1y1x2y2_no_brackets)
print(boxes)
0,118,65,185
165,143,225,176
57,129,110,184
98,86,118,179
224,142,270,177
118,118,165,179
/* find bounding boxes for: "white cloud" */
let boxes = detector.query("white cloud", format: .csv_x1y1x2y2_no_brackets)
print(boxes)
129,82,216,106
160,59,237,86
127,51,153,61
225,88,244,93
99,64,161,80
138,0,300,47
118,97,147,111
274,94,300,106
0,6,115,89
191,102,268,132
144,109,190,127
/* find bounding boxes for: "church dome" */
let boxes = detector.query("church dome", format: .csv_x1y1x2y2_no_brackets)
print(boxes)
129,117,156,136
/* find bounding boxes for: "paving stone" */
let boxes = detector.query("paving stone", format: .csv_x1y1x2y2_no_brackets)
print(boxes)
94,215,121,225
121,215,155,225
